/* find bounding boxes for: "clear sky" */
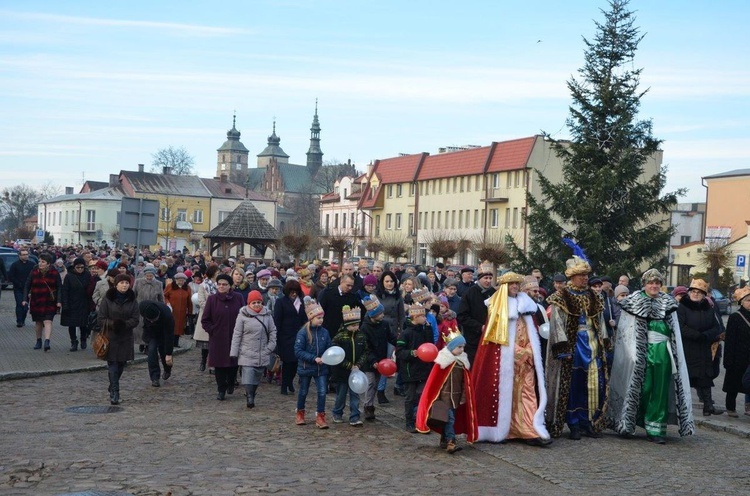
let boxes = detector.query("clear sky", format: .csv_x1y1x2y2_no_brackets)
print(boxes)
1,0,748,202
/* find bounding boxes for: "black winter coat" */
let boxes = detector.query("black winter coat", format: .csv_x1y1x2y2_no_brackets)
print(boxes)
361,316,397,373
396,320,434,383
457,284,496,362
677,296,723,385
139,301,175,356
60,269,91,327
98,289,139,362
723,306,750,394
330,328,369,383
273,295,307,363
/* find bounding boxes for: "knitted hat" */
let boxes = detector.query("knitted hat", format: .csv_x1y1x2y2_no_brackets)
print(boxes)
342,305,361,326
266,279,283,289
247,290,263,304
614,285,630,298
256,269,271,279
362,294,384,318
363,274,378,287
114,274,131,285
446,331,466,352
443,278,458,288
95,260,109,270
303,296,324,320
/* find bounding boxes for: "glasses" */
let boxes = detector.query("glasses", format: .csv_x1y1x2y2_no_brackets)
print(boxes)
216,282,230,286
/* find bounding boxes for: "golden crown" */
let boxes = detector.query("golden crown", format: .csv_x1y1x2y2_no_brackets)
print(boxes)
442,328,463,344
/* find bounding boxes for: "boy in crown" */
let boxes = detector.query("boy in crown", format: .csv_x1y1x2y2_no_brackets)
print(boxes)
360,294,397,421
330,305,369,426
397,303,434,432
416,330,478,453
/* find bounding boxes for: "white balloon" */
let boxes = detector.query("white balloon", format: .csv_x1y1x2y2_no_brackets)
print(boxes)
348,369,368,394
321,346,345,366
538,323,550,340
191,293,200,307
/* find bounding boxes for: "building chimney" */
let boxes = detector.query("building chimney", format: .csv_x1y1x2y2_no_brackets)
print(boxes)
220,173,228,183
109,174,119,187
162,166,172,175
138,163,144,173
65,187,74,195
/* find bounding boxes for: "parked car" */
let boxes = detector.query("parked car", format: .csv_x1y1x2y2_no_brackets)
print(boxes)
710,288,731,315
0,251,39,289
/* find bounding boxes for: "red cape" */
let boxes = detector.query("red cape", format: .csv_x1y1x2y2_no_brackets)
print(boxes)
416,359,478,443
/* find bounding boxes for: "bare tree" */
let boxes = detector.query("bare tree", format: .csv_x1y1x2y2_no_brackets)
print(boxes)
313,159,360,193
379,231,410,262
326,230,350,264
472,232,509,267
424,231,458,263
150,146,195,175
1,185,44,233
157,195,179,250
280,230,313,265
367,240,383,259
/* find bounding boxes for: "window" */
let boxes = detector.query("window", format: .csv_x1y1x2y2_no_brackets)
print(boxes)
218,210,231,222
409,183,415,196
395,213,402,230
325,214,330,235
396,184,403,197
221,163,227,171
490,209,499,228
467,176,471,192
505,208,511,228
375,215,381,237
506,172,512,188
493,173,500,189
161,207,171,221
408,213,414,235
334,213,339,228
451,210,456,228
387,185,393,198
236,163,242,170
431,211,435,229
513,207,519,228
86,210,96,231
514,171,520,187
458,210,463,229
438,180,442,194
475,176,480,190
474,209,479,229
194,209,204,224
342,212,347,229
386,214,392,230
680,235,691,245
177,209,187,222
64,211,69,226
460,177,465,192
453,177,458,192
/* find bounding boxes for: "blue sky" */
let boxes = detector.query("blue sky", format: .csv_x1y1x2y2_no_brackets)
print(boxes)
1,0,748,202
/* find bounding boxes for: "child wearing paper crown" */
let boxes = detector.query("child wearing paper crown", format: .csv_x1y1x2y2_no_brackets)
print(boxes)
294,296,332,429
330,305,369,426
416,331,478,453
436,295,459,350
360,294,398,421
396,303,434,432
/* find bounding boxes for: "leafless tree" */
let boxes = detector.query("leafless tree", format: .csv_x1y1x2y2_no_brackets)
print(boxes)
150,146,195,175
472,232,509,267
379,231,410,262
424,230,458,263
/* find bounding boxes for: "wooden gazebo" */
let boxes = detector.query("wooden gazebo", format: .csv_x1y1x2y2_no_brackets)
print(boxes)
203,200,279,258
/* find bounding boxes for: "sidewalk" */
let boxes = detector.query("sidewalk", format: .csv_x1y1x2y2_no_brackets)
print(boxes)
1,288,747,437
0,290,194,381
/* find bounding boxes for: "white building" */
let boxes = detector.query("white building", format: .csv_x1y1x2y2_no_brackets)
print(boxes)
319,175,370,260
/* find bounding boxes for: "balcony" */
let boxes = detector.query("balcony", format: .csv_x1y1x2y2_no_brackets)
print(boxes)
73,222,104,233
481,187,510,203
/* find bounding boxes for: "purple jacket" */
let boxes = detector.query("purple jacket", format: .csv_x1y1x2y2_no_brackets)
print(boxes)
202,289,244,368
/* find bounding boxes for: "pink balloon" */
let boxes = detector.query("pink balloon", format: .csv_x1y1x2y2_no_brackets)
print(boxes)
416,343,438,362
377,359,397,376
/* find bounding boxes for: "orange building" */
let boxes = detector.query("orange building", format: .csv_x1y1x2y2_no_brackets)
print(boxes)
703,169,750,244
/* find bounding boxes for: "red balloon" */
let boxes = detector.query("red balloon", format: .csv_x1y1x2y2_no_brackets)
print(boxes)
377,359,397,376
416,343,439,362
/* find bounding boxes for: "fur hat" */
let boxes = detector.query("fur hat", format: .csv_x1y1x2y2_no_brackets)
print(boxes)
688,278,709,295
114,274,131,285
641,268,664,286
565,256,591,278
521,275,539,291
303,296,324,320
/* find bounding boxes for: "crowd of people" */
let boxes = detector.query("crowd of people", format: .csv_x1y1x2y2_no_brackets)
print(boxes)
6,243,750,453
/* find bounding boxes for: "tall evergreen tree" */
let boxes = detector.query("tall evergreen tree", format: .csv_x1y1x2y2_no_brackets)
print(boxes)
509,0,683,278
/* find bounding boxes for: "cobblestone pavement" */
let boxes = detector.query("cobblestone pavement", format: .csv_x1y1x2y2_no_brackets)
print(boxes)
1,292,749,495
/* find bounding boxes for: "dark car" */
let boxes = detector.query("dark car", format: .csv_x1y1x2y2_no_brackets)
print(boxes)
0,252,39,289
710,288,731,315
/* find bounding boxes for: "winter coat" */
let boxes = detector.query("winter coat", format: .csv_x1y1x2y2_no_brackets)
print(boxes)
140,301,175,355
396,320,434,383
677,296,724,385
97,288,139,362
319,287,363,339
330,327,369,383
164,283,192,337
134,277,165,304
723,306,750,394
192,281,214,343
360,316,397,373
24,266,62,318
60,268,91,327
457,283,497,362
272,295,307,363
8,258,34,289
230,305,277,368
294,325,332,377
201,289,244,368
378,289,405,335
92,276,110,309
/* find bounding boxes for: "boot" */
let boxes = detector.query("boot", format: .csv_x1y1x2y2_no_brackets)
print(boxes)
80,337,87,350
111,368,121,404
34,338,42,350
446,439,462,454
316,412,329,429
199,351,208,372
280,385,289,395
162,366,172,381
377,390,390,404
246,385,257,409
174,335,181,348
69,340,79,352
108,370,115,400
296,409,306,425
364,406,376,421
43,339,51,352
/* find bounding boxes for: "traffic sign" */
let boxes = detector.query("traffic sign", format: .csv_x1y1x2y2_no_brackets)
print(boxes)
737,255,747,268
36,229,44,239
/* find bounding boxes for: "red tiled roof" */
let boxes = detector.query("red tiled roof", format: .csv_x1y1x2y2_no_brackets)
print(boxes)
417,146,491,180
320,192,340,203
375,154,426,184
485,136,538,173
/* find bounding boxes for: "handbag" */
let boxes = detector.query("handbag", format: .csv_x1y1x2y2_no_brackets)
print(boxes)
87,311,100,332
270,354,282,374
92,321,110,360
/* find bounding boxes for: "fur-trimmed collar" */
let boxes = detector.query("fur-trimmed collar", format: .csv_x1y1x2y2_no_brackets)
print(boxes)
510,291,540,316
679,295,711,311
619,290,678,319
434,347,470,370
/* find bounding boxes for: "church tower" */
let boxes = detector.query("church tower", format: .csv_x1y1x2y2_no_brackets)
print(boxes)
216,113,249,184
306,100,323,177
256,121,290,168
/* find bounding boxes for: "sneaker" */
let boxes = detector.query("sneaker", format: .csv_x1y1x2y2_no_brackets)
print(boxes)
332,416,344,423
405,423,417,433
350,419,364,427
727,410,739,418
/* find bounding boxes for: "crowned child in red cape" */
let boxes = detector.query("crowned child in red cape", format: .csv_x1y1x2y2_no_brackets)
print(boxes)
416,331,478,453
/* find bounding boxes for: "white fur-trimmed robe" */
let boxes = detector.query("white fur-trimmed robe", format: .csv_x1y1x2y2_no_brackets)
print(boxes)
475,291,550,442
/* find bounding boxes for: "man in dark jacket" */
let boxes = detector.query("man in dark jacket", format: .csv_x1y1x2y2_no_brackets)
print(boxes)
456,268,475,297
319,274,362,339
457,263,496,363
139,300,175,387
8,249,35,327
